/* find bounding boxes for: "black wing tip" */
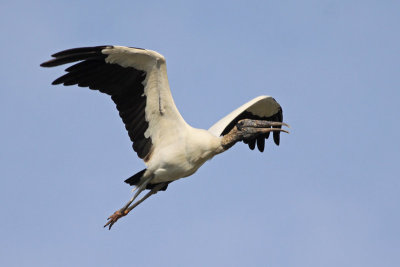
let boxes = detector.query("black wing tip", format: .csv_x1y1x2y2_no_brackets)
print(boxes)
256,136,265,152
51,77,65,85
40,59,61,67
40,45,113,68
248,139,256,150
40,61,50,67
51,45,112,57
273,132,280,146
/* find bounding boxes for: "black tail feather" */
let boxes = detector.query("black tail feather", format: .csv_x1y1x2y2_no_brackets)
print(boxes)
124,169,146,186
147,182,169,191
124,169,169,191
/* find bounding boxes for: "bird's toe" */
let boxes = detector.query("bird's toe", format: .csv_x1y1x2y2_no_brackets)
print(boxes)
104,210,127,230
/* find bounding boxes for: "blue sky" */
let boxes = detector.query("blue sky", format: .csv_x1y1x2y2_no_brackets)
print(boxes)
1,1,399,266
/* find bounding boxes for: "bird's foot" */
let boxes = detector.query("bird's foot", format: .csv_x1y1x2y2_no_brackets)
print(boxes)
104,209,128,230
103,182,167,230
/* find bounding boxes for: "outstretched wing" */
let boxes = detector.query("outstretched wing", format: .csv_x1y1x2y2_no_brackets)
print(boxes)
208,96,283,152
41,45,188,162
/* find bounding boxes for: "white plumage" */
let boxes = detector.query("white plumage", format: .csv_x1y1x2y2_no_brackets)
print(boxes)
41,45,289,229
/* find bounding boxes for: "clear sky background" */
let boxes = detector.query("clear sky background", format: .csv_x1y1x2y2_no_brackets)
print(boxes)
1,1,399,266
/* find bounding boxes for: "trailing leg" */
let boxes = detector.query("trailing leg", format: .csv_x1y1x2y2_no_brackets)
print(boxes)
104,181,167,230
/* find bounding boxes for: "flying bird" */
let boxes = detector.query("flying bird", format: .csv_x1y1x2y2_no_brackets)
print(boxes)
41,45,289,229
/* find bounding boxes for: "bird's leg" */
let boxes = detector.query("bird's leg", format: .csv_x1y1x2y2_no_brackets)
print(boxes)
104,183,166,230
220,119,289,151
104,176,155,230
124,182,167,213
120,175,155,211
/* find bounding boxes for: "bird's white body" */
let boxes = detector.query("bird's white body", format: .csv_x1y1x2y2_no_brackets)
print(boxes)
146,127,222,183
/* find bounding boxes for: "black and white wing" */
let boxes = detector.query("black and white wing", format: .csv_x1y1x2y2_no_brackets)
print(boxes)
41,46,188,162
208,96,284,152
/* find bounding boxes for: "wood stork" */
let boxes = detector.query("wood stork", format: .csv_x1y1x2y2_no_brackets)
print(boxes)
41,45,289,229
